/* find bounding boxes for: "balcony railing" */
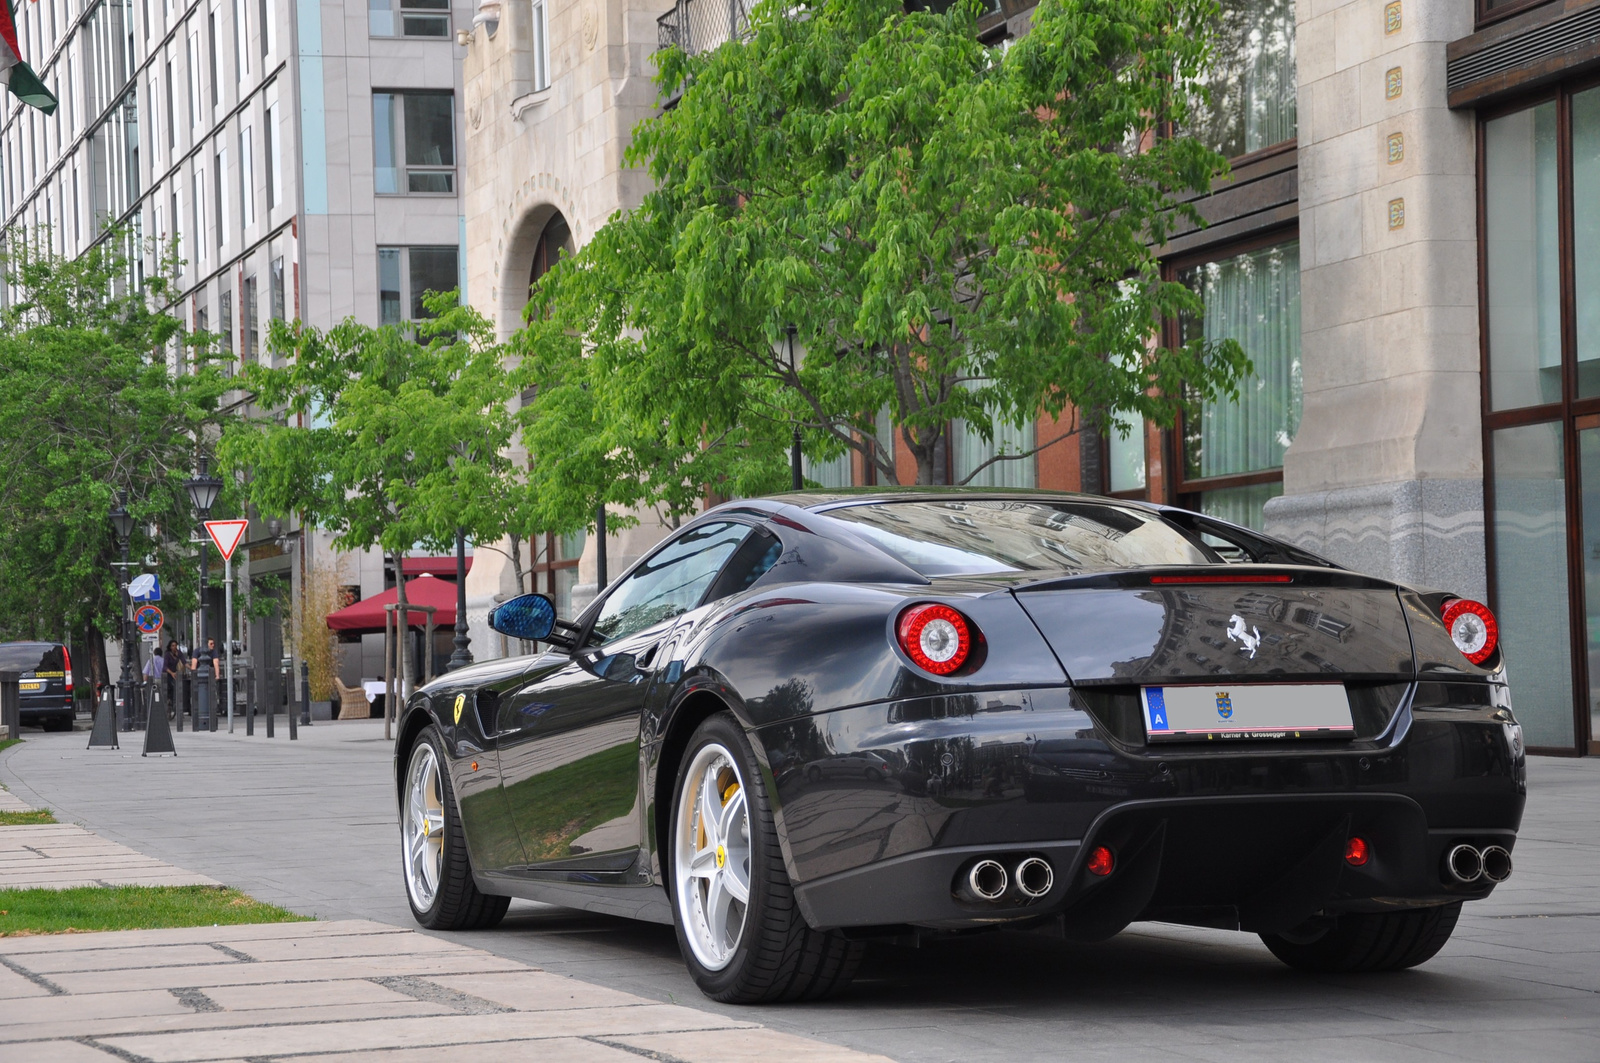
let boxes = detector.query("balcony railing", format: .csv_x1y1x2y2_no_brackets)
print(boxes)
657,0,754,56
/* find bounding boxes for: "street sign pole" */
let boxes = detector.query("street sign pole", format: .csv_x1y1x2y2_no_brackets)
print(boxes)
225,552,235,734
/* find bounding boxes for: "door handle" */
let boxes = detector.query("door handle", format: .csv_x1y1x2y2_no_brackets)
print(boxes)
637,642,662,670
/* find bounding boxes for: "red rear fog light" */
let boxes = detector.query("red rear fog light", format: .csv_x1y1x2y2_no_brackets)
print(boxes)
1344,837,1371,866
1086,845,1115,877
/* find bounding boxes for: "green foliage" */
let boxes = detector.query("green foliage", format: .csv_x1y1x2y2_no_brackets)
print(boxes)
0,885,309,936
0,229,229,644
221,294,528,557
518,0,1251,513
0,809,55,825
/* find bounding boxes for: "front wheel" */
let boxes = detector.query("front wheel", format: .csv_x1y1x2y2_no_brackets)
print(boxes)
401,726,509,931
671,712,862,1003
1261,902,1462,973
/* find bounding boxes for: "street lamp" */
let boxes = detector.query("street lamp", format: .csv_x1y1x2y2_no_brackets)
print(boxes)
109,492,136,730
448,527,473,671
184,457,223,729
786,325,802,491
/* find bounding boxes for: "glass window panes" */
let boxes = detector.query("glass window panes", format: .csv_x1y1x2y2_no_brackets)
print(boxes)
1180,240,1302,482
953,410,1036,488
803,448,852,489
1485,102,1561,410
1107,409,1146,493
1574,89,1600,398
1187,0,1296,158
378,248,402,324
532,0,550,90
370,0,449,37
590,522,751,644
409,247,457,319
1200,481,1282,532
373,92,454,194
1492,421,1573,747
1578,427,1600,751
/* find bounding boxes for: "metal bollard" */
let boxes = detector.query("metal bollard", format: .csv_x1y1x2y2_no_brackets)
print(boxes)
0,670,19,741
292,661,306,738
245,661,255,735
266,662,277,738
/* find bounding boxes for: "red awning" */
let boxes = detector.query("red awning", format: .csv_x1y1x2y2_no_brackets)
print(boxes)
325,575,456,634
401,556,472,578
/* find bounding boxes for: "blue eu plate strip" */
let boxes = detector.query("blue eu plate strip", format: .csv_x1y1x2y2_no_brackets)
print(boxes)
1145,687,1169,732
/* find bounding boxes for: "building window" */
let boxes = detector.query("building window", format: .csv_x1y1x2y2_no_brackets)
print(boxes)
265,105,278,209
260,0,271,55
1188,0,1296,159
379,245,459,324
531,530,585,619
1106,410,1147,495
243,273,258,360
372,91,455,194
214,146,228,247
219,286,234,357
369,0,451,38
1481,86,1600,753
952,411,1036,488
1174,237,1301,530
240,126,255,228
531,0,550,91
802,449,852,489
233,0,249,76
193,165,206,264
207,7,219,107
270,255,285,321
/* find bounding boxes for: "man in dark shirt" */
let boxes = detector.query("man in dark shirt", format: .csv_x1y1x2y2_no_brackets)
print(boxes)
190,638,220,680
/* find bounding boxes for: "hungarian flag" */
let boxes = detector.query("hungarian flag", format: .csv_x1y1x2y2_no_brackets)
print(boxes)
0,0,58,114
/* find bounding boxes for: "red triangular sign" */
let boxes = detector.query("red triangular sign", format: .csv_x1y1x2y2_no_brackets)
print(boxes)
204,519,250,561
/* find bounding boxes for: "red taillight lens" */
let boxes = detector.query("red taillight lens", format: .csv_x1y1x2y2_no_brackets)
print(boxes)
62,645,72,691
896,604,975,676
1441,599,1498,665
1344,837,1370,866
1086,845,1115,877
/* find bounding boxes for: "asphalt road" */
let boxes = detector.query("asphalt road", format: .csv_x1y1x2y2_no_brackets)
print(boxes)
4,717,1598,1063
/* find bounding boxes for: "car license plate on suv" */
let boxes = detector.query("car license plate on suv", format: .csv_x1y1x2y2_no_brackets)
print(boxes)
19,681,42,692
1142,684,1354,742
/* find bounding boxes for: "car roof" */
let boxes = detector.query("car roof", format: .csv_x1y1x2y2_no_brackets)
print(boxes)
744,487,1160,515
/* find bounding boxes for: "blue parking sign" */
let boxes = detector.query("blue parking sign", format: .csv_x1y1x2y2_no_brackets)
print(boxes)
129,573,162,601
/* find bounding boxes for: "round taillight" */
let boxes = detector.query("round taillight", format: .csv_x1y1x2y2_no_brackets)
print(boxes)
1441,599,1498,665
896,604,974,676
1086,845,1115,877
1344,836,1370,867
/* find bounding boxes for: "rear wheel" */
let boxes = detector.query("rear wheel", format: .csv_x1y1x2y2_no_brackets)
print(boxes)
1261,902,1462,973
40,716,73,733
670,712,862,1003
401,726,509,931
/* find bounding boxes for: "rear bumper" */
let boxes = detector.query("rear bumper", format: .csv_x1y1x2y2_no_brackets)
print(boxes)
754,685,1525,933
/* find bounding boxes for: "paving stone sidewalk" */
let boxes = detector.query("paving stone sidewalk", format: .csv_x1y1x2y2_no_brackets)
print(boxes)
0,773,892,1063
0,919,889,1063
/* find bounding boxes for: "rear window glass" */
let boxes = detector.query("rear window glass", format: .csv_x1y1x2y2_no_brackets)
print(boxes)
822,500,1214,576
0,643,62,674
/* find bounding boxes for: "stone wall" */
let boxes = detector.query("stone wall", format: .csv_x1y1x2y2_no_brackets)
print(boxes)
1267,0,1486,596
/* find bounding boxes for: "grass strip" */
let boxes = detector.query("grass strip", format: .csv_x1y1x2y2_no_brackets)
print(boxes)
0,885,310,936
0,738,20,755
0,809,54,825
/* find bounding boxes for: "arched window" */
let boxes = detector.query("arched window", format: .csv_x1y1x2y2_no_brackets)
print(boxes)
528,211,571,299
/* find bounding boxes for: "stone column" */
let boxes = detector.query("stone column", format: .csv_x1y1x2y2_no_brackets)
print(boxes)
1266,0,1486,598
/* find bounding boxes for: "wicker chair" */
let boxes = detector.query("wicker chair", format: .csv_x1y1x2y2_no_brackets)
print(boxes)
332,677,372,721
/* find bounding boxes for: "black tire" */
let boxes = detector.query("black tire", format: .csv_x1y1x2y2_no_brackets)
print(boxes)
41,716,72,733
402,726,509,932
670,712,863,1003
1261,902,1462,973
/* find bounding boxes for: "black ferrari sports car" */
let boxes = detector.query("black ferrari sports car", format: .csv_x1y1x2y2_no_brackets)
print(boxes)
393,491,1524,1003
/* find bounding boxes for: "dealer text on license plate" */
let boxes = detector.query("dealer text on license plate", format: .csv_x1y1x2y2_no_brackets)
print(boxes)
19,682,42,691
1141,684,1353,741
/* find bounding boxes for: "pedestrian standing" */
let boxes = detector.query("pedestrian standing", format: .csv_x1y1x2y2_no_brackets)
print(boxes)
162,639,184,718
190,637,220,680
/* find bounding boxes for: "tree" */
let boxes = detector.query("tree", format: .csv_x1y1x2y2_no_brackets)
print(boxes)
0,229,228,685
220,295,528,697
517,0,1251,513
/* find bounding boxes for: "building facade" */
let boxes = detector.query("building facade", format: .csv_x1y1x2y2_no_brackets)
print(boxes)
0,0,475,704
455,0,1600,756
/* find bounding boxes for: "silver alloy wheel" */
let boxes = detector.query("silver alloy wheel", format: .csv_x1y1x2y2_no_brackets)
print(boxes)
674,741,752,971
402,741,446,912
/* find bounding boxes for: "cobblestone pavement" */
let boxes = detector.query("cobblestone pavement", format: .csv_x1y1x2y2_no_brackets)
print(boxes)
3,719,1599,1063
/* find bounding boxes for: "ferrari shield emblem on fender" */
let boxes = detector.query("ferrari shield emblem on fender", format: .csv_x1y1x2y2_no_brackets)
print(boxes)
1216,691,1233,720
453,693,466,726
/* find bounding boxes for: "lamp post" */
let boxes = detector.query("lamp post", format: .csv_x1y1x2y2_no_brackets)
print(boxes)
786,324,802,491
448,527,472,671
109,493,137,731
184,458,223,729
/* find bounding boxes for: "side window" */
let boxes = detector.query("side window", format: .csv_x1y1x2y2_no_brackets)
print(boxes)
702,527,782,605
589,522,752,645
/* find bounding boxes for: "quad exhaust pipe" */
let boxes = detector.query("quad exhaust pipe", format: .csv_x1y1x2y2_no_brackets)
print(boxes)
1444,842,1513,885
954,855,1055,905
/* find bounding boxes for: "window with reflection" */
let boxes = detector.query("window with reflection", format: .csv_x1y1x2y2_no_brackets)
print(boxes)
1187,0,1297,159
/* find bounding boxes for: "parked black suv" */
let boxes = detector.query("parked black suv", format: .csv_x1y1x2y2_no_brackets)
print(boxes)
0,642,75,732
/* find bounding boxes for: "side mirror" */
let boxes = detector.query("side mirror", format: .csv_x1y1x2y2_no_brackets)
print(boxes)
488,593,557,642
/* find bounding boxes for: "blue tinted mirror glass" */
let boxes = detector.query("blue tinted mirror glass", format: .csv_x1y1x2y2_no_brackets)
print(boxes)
488,593,556,641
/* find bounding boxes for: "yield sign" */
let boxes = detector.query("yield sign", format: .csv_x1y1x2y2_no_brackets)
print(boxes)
204,519,250,561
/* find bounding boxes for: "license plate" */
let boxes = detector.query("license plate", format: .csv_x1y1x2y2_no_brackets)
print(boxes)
1142,684,1354,741
19,682,42,692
